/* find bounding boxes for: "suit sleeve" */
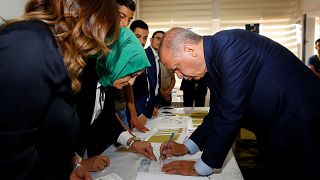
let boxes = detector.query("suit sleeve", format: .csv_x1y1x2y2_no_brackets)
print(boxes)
132,72,149,116
190,37,263,168
86,94,126,157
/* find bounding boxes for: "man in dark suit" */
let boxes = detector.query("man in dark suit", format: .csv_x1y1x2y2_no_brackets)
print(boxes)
129,20,151,130
145,31,165,117
133,31,165,118
158,27,320,180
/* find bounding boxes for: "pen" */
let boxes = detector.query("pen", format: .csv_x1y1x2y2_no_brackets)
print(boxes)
159,132,175,160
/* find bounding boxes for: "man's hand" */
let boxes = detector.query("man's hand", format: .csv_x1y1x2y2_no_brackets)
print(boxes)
162,160,198,176
132,141,157,161
132,115,149,132
159,141,189,160
138,114,148,126
70,166,92,180
163,93,171,101
81,155,110,172
152,107,158,117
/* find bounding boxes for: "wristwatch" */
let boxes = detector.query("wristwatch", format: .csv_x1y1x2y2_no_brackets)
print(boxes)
128,136,141,147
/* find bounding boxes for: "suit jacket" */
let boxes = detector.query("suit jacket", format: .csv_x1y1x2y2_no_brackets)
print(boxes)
190,29,320,179
132,46,159,118
132,71,149,117
145,46,159,116
76,57,125,158
0,20,79,179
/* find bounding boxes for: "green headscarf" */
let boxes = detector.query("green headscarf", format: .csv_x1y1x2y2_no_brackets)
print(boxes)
96,27,151,87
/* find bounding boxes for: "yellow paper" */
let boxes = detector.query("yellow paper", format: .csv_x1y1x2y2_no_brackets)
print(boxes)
147,134,179,143
116,146,138,153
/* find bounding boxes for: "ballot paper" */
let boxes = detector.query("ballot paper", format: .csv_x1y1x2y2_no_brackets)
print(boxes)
136,158,209,180
147,115,192,129
136,149,243,180
136,172,209,180
136,146,208,180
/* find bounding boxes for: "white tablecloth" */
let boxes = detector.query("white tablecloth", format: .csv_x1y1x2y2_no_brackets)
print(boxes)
90,107,243,180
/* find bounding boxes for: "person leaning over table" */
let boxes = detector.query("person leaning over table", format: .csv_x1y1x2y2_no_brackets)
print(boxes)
75,3,148,159
0,0,120,179
107,0,139,132
109,0,149,132
129,19,151,130
159,27,320,180
84,27,157,162
74,0,149,173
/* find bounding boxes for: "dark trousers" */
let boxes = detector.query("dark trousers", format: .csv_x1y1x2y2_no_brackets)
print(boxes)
183,91,206,107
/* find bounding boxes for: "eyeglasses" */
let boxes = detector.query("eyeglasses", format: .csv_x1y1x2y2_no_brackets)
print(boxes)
153,36,162,41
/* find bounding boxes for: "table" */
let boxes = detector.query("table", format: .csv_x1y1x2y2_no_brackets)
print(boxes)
90,107,243,180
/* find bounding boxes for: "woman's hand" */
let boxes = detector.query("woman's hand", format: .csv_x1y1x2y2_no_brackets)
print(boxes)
81,155,110,172
131,141,157,161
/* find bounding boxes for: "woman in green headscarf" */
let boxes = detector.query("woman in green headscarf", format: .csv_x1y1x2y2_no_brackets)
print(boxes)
96,27,151,89
85,27,156,165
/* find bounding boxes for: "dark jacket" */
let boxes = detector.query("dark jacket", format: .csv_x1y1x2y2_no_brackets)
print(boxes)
132,71,149,116
132,46,159,118
190,29,320,179
76,56,125,158
0,20,79,179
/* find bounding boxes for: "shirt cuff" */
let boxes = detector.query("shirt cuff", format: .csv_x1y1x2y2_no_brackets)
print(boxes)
194,158,214,176
117,131,133,147
184,139,199,155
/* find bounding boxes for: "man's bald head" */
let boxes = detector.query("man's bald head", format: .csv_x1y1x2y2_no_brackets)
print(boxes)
158,27,207,81
159,27,202,59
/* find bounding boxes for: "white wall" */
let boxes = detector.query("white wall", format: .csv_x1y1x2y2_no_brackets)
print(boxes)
301,0,320,16
0,0,27,21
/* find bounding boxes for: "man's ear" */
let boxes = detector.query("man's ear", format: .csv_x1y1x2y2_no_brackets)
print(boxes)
184,43,197,57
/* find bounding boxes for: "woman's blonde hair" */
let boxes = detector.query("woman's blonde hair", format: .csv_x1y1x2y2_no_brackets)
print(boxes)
3,0,119,92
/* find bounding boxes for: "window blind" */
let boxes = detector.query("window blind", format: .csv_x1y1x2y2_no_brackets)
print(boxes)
138,0,301,56
219,0,301,56
139,0,216,43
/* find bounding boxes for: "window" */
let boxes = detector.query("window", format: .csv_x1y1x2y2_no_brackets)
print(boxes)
219,0,300,56
138,0,217,46
138,0,301,56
